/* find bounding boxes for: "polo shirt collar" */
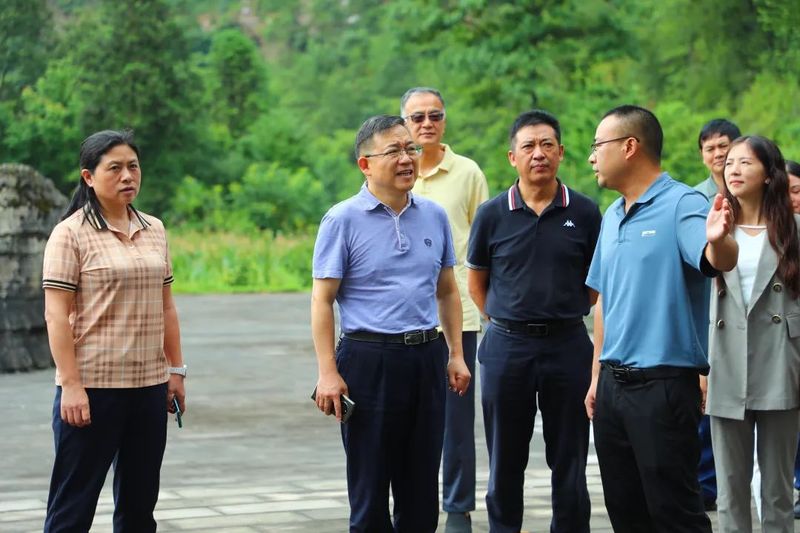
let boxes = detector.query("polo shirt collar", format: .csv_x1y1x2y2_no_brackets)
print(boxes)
701,175,718,195
82,202,150,231
634,172,670,206
614,172,671,218
355,182,415,211
419,144,454,179
506,178,570,211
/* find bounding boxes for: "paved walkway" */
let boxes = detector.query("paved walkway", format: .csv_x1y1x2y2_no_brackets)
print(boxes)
0,294,771,532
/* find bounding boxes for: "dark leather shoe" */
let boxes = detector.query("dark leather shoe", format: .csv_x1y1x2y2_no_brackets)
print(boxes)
445,512,472,533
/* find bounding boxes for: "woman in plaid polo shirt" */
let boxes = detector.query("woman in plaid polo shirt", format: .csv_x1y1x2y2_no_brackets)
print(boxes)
42,130,187,533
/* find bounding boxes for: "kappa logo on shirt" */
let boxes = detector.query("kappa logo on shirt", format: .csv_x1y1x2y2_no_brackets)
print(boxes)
563,219,576,228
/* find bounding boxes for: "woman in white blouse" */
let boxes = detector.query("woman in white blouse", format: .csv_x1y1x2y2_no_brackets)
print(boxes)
707,136,800,533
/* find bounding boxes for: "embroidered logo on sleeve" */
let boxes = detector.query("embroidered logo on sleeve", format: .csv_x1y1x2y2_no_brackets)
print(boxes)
641,230,656,237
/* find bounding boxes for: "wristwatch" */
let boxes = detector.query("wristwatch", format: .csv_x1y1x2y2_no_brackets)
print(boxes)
168,365,187,377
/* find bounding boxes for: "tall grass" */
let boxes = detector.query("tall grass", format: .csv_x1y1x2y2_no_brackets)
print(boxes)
168,230,314,293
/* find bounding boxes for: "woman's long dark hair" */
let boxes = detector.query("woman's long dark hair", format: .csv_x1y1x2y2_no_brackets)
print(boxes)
62,129,140,226
723,135,800,297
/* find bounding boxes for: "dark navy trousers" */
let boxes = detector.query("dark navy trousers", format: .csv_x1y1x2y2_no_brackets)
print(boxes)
441,332,477,514
44,383,168,533
697,415,717,504
479,321,593,533
337,336,446,533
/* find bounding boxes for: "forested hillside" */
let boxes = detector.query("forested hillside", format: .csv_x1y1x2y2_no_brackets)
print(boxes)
2,0,798,290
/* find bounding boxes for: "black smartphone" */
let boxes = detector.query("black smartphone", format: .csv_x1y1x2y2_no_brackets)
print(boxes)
172,397,183,428
311,387,355,423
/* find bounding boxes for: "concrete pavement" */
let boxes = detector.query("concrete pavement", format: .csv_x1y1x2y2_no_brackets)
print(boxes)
0,293,766,531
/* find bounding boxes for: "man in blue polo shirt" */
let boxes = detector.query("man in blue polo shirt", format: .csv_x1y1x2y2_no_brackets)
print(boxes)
584,105,738,532
466,109,602,533
311,114,471,533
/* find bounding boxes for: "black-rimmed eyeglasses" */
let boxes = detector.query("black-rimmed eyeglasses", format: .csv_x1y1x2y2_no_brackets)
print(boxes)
403,111,446,124
364,146,423,159
590,135,639,154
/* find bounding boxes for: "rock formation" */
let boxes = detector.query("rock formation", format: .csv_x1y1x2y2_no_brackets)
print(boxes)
0,163,67,372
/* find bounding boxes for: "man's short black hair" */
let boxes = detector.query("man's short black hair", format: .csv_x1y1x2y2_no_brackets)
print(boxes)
509,109,561,149
354,115,406,159
602,105,663,161
697,119,741,149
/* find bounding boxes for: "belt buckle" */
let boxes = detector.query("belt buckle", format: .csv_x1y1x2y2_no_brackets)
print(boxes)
611,366,632,383
526,323,548,336
403,331,424,345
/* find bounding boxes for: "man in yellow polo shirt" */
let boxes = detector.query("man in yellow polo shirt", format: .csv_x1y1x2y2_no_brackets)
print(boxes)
401,87,489,532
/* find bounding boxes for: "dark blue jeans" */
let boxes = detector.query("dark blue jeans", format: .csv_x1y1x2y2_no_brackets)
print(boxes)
338,337,446,533
441,332,477,513
480,321,593,533
44,383,168,533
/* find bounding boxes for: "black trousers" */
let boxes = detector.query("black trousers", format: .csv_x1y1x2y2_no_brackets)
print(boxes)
337,337,446,533
44,383,168,533
480,322,592,533
593,366,712,533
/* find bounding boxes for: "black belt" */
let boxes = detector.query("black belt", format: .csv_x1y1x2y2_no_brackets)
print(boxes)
489,317,584,337
343,328,439,346
602,363,699,384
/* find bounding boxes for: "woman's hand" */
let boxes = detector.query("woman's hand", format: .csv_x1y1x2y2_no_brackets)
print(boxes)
61,383,91,427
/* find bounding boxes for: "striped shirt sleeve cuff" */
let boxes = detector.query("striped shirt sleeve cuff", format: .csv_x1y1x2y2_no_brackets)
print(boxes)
42,279,78,292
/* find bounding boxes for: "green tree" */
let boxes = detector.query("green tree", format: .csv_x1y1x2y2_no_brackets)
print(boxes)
206,28,268,137
9,0,208,211
0,0,54,101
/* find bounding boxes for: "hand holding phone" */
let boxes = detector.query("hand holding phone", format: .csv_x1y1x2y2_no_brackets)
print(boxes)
172,397,183,428
311,387,355,423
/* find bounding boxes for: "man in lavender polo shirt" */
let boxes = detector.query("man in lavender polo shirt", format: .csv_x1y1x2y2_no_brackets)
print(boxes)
311,114,471,533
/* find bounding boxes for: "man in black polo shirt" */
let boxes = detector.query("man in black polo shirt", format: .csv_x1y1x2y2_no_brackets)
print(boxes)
467,109,601,533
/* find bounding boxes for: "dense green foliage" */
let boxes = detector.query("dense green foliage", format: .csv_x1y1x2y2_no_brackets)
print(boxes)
2,0,798,291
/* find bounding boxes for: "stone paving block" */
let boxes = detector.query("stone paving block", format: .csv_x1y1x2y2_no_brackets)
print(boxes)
165,511,310,530
177,526,263,533
293,479,348,491
154,506,223,520
0,498,45,512
174,485,288,499
298,506,352,520
214,498,343,515
0,509,45,522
